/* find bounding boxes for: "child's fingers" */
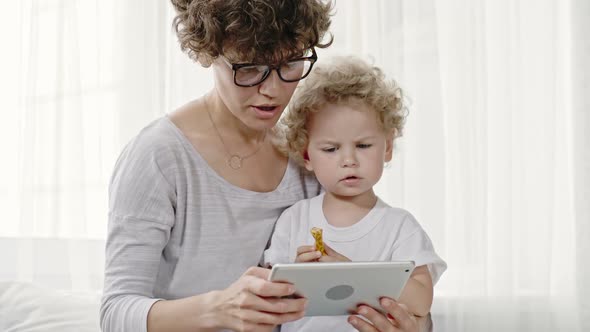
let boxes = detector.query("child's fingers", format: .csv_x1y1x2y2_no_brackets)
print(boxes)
323,243,335,254
323,243,341,257
318,255,344,263
318,256,335,262
322,244,351,262
323,244,343,257
295,251,322,263
296,245,316,256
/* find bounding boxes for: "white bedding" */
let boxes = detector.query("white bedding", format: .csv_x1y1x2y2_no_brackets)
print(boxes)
1,281,581,332
0,282,100,332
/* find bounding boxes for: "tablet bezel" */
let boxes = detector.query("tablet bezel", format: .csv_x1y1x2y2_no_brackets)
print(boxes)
268,261,415,316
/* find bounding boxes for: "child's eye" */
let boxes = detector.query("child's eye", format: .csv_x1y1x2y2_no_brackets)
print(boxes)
357,144,372,149
322,147,336,153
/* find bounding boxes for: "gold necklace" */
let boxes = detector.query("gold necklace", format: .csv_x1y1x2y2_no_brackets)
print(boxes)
206,109,267,170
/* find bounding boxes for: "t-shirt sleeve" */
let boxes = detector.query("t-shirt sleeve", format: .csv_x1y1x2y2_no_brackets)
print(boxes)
100,132,178,332
391,214,447,285
263,207,295,266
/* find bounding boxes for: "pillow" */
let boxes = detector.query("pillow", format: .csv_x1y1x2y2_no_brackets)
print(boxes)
0,282,100,332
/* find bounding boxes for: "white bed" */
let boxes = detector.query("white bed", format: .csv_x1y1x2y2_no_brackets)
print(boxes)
1,281,583,332
0,281,100,332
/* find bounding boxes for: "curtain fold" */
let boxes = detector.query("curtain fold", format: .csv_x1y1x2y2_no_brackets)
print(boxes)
571,0,590,329
1,0,178,291
433,0,576,298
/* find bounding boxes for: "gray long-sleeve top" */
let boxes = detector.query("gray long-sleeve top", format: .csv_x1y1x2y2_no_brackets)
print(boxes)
100,117,320,332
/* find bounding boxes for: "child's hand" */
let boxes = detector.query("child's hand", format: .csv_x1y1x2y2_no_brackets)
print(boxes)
295,245,323,263
318,243,351,263
295,243,351,263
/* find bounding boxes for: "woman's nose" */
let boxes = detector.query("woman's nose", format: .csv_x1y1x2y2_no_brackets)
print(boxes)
258,70,280,98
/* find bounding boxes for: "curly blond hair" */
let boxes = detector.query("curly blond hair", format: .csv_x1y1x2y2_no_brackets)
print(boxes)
170,0,333,66
281,56,407,166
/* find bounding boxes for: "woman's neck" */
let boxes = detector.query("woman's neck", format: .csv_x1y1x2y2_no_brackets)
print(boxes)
204,92,267,144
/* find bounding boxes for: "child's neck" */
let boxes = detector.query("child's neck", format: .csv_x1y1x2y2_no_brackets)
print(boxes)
322,190,378,228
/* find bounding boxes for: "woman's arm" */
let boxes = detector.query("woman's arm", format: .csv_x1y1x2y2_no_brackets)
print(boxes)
147,267,307,332
147,293,218,332
102,127,309,331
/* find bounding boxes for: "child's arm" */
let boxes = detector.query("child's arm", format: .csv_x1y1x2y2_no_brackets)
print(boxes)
397,265,434,317
263,208,295,266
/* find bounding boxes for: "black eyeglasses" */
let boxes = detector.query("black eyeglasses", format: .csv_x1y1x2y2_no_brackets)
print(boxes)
221,48,318,87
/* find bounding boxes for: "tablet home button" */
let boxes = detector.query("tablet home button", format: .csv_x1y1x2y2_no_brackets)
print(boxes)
325,285,354,300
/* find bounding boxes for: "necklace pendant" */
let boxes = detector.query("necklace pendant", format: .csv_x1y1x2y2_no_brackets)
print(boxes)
228,155,243,170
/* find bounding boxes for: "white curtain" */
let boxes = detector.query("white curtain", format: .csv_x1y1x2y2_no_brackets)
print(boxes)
0,0,175,291
572,0,590,328
0,0,587,318
327,0,579,300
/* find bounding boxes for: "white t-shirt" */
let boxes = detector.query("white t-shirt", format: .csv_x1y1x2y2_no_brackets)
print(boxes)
263,193,447,332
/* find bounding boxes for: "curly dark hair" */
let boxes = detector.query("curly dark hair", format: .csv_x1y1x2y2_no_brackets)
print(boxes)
170,0,333,66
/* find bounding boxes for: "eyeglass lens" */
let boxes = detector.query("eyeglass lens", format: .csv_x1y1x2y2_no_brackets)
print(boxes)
235,59,313,86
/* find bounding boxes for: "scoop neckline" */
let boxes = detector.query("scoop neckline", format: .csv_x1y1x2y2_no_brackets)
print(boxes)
162,116,294,195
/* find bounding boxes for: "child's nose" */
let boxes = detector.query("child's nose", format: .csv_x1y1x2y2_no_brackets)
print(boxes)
340,150,359,168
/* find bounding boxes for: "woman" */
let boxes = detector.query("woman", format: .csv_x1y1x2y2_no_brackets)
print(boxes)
100,1,422,331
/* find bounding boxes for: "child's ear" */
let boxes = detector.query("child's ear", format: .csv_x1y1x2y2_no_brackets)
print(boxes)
303,151,314,171
385,131,394,162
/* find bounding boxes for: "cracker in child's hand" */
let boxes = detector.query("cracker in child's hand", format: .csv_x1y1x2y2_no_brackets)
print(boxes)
310,227,327,255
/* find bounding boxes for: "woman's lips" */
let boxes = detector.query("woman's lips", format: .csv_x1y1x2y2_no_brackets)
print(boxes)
255,105,277,111
252,105,279,119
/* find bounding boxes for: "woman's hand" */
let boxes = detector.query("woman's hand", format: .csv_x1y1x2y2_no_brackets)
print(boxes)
295,243,351,263
348,298,419,332
210,266,307,332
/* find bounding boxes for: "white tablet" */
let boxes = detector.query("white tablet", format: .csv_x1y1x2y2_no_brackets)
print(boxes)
268,261,415,316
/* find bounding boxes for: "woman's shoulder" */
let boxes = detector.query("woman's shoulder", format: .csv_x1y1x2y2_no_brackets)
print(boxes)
114,116,190,174
283,160,322,199
129,116,183,152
